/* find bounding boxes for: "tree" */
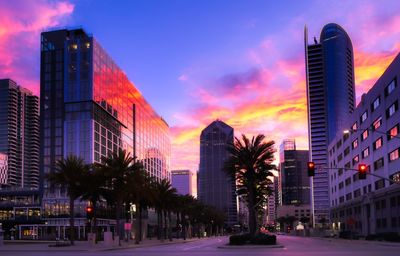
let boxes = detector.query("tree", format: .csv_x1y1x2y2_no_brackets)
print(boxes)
80,164,107,241
97,149,134,246
47,155,89,245
152,179,177,241
224,134,276,237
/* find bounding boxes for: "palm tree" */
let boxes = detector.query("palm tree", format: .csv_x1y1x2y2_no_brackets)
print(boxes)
224,134,276,237
80,164,107,241
47,155,89,245
152,179,177,241
98,149,134,246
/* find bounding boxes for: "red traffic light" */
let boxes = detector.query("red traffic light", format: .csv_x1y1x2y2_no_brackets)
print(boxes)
358,164,367,179
86,206,93,213
307,162,315,177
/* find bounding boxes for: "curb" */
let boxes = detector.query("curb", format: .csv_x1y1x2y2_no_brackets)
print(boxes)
218,244,284,249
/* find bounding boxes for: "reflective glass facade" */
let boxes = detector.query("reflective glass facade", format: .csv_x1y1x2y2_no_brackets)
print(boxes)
40,28,170,216
305,24,355,225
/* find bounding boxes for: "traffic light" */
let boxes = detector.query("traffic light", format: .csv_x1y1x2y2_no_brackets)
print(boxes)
86,206,94,219
358,164,367,179
307,162,315,177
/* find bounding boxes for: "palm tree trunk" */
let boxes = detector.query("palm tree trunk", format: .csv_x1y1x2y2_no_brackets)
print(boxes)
248,185,257,237
164,210,167,240
69,197,75,245
93,201,97,243
115,201,122,246
168,211,172,241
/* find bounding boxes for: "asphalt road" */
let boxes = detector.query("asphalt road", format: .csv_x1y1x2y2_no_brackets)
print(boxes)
4,235,400,256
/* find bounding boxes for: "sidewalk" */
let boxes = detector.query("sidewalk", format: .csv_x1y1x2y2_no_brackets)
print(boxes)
306,236,400,247
0,237,201,252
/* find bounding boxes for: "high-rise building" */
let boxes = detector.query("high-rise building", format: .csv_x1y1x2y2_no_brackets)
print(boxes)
0,79,40,190
199,120,237,226
305,23,356,224
171,170,195,196
40,28,170,231
0,79,41,235
329,53,400,236
279,139,310,205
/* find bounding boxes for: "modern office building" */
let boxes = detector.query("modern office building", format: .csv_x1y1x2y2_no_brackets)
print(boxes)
328,53,400,236
199,120,238,226
279,139,310,205
305,23,356,224
171,170,195,196
39,28,170,238
0,79,41,238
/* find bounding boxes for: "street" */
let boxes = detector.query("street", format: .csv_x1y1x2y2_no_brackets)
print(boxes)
2,235,400,256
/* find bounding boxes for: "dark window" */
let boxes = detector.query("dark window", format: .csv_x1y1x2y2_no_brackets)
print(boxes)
375,179,385,190
345,177,351,186
374,157,384,170
344,147,350,156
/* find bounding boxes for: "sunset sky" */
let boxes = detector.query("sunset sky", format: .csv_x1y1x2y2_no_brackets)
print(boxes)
1,0,400,171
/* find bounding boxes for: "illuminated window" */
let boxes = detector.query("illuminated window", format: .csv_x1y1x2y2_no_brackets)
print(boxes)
352,139,358,149
361,129,369,141
71,44,78,50
352,122,358,131
352,155,359,165
372,117,382,130
362,147,369,159
373,137,383,150
389,148,399,162
387,124,399,140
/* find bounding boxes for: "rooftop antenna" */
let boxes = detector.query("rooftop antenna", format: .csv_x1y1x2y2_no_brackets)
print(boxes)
313,37,318,44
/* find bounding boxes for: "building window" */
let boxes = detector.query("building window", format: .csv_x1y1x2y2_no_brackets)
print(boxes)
374,157,384,170
372,116,382,130
371,96,381,111
352,139,358,149
338,168,343,176
352,122,358,131
390,171,400,184
344,162,350,168
389,148,399,162
375,179,385,190
362,147,370,158
361,129,369,141
344,146,350,156
336,139,342,149
386,100,398,118
361,111,368,123
373,137,383,150
385,79,397,96
387,124,399,141
352,155,359,165
337,153,343,162
346,193,352,201
345,177,351,186
339,182,344,189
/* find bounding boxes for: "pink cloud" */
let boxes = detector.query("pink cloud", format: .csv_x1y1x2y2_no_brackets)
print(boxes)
0,0,74,95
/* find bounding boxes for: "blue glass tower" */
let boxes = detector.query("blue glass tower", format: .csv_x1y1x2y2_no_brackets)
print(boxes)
305,23,356,225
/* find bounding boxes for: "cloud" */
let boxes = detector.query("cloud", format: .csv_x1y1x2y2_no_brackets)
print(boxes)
0,0,74,95
170,0,400,171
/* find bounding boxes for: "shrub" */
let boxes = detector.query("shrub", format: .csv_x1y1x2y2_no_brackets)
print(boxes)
229,233,251,245
251,233,277,245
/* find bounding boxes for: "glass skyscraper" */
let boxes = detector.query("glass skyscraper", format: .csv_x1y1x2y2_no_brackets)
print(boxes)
40,28,170,219
279,139,310,205
305,23,356,225
199,120,237,226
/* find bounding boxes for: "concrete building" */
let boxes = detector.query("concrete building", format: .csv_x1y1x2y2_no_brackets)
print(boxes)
279,139,310,205
199,120,238,226
171,170,195,196
305,23,356,224
328,53,400,236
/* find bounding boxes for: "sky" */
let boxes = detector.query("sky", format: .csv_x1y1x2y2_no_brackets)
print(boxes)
1,0,400,171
